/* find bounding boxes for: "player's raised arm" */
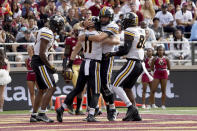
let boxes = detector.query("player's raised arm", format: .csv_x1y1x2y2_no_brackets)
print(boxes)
102,35,120,45
70,41,82,61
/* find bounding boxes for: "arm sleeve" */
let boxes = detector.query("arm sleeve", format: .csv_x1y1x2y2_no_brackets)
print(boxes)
103,26,119,36
40,31,53,43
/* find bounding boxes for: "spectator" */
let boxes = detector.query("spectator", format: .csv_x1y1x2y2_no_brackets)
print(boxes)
89,0,103,16
120,0,140,14
130,2,144,26
57,0,71,16
45,0,57,17
85,9,92,20
37,6,48,29
190,21,197,41
141,21,156,42
141,21,156,49
15,29,35,67
155,4,175,34
11,2,22,19
175,2,193,37
28,17,38,33
0,27,6,43
59,21,72,42
66,8,79,27
150,17,164,41
141,0,155,25
167,3,175,16
85,0,95,9
74,0,86,19
169,29,191,65
22,0,34,19
3,16,17,52
113,4,122,22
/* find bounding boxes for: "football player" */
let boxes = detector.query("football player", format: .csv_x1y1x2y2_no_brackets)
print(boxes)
56,17,105,122
30,15,65,123
108,12,145,121
80,6,120,121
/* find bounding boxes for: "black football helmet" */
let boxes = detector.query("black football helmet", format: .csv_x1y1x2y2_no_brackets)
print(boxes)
49,15,65,33
122,12,138,29
87,16,101,30
99,6,114,25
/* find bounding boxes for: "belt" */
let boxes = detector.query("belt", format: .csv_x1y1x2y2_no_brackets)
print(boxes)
156,68,167,71
84,58,101,63
126,58,142,62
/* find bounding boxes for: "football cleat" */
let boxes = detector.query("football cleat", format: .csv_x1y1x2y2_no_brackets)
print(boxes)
37,113,54,123
56,108,64,122
122,105,142,121
94,107,102,117
107,109,119,121
87,114,99,122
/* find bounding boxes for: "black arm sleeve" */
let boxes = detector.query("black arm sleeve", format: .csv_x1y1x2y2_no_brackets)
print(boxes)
114,34,134,56
103,31,113,37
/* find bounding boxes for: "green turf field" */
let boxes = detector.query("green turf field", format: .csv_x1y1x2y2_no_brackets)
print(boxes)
0,107,197,115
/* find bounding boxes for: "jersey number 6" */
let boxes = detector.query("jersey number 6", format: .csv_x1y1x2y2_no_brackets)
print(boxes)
137,35,145,49
84,40,92,53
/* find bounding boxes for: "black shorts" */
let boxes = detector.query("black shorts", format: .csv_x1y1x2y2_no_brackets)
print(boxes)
112,59,143,89
31,55,56,89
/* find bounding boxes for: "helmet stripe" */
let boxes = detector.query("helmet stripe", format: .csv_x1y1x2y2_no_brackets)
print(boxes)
102,7,106,16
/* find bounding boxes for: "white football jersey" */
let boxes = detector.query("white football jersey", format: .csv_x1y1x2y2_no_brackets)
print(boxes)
81,30,102,60
125,27,146,60
34,27,54,56
101,21,119,54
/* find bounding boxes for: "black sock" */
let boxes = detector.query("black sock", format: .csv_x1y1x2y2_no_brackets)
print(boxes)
76,97,82,112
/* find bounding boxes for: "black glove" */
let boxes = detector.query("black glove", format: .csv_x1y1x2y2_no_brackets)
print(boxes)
48,65,57,74
67,60,74,69
104,52,116,60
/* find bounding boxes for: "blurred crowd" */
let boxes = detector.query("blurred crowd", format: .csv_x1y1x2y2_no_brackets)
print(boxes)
0,0,196,66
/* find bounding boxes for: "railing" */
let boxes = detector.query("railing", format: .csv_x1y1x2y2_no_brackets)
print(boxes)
1,41,197,66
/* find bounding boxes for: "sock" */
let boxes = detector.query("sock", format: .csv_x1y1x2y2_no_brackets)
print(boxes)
39,109,46,113
61,103,67,110
76,98,82,112
89,108,95,116
31,112,38,116
109,104,115,110
112,85,132,107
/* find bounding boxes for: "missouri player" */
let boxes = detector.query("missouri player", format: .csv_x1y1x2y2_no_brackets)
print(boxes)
80,7,120,121
30,15,65,123
108,12,145,121
56,17,104,122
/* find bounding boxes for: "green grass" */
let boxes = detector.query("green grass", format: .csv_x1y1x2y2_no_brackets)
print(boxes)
0,107,197,115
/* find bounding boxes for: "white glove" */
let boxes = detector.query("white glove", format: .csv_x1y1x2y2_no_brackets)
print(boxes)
53,73,59,83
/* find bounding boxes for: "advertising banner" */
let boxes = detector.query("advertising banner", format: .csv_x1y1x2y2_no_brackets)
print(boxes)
3,71,197,110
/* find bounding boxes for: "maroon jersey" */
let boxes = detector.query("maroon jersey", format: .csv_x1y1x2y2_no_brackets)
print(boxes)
154,56,167,70
153,56,168,79
144,57,153,71
1,65,7,70
26,57,36,81
65,37,82,65
142,57,153,83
